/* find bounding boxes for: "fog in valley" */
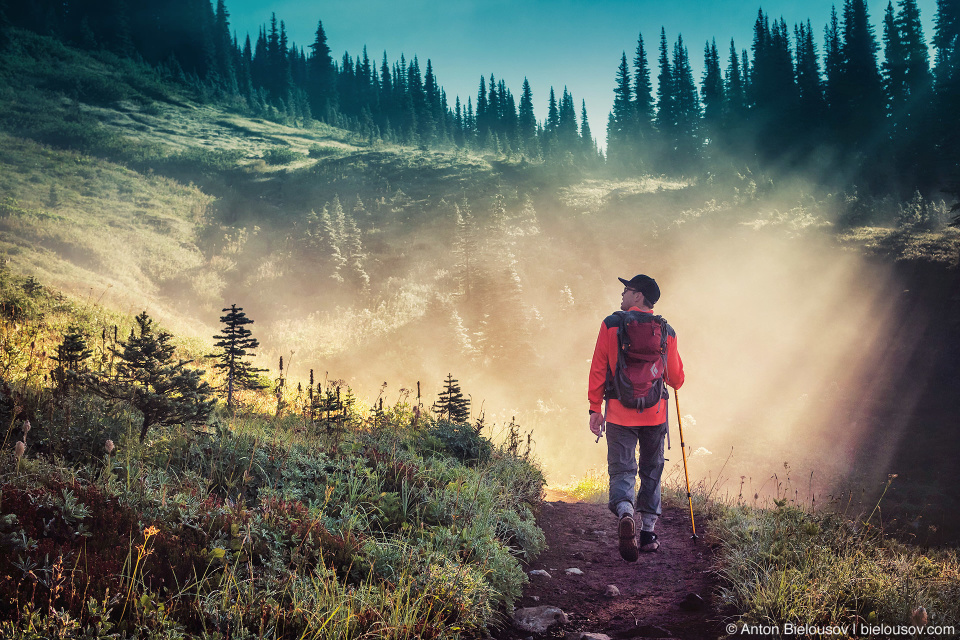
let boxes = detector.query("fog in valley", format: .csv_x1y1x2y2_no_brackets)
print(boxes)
176,176,941,520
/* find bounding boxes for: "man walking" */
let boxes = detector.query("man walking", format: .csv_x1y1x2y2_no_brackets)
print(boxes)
588,274,684,562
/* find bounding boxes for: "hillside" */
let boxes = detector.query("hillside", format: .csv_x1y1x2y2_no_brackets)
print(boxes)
2,26,960,639
2,27,960,537
0,32,960,504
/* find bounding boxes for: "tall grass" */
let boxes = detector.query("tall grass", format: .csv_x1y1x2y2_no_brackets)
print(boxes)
0,275,547,639
661,455,960,635
555,451,960,636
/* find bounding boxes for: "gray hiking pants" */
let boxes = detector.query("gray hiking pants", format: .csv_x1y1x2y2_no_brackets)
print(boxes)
606,421,668,526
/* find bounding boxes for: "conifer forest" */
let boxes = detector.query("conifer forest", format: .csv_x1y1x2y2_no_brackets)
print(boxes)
2,0,959,201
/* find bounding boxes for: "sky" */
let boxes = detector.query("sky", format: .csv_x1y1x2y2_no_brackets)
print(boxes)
225,0,938,148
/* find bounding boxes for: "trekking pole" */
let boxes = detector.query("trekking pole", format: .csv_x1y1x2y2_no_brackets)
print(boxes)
675,389,698,542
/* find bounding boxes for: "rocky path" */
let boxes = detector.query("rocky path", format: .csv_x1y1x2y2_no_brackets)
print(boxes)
495,489,723,639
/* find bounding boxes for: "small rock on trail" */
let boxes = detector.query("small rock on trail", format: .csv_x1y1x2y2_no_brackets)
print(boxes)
496,493,721,639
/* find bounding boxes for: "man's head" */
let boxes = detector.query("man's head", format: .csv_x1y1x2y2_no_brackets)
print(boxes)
618,274,660,311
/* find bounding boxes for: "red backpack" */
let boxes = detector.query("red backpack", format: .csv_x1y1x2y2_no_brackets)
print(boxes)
606,311,669,410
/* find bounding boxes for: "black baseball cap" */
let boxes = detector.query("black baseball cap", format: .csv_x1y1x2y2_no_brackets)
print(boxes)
618,274,660,304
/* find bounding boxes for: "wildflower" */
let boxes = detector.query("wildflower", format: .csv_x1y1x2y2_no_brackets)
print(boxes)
144,525,160,538
15,441,25,458
22,420,31,436
105,439,115,454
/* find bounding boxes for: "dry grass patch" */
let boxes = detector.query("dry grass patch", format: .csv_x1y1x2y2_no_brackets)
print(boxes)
836,226,960,266
558,176,691,214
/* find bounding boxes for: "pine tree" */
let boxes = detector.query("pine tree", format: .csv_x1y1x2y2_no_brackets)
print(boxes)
465,96,476,147
210,304,268,408
580,99,598,164
795,20,825,132
897,0,931,101
501,84,518,151
545,86,560,133
557,87,579,155
212,0,237,92
518,78,539,157
543,86,560,155
266,13,282,99
488,74,501,143
433,373,470,423
724,40,748,130
933,0,960,184
87,312,214,442
608,52,636,170
421,59,440,145
634,32,654,131
52,327,92,394
839,0,886,156
342,214,370,291
325,197,348,283
673,34,701,168
251,27,269,93
238,34,254,99
655,28,676,139
933,0,960,88
476,75,489,143
750,11,800,158
824,5,845,130
884,0,910,112
307,20,337,121
701,38,724,148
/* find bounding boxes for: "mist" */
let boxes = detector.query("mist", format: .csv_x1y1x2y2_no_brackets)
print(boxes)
190,174,942,523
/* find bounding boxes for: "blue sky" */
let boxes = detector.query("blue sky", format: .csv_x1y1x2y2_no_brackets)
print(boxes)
225,0,938,147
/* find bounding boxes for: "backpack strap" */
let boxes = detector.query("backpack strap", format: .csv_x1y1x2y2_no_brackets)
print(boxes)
655,314,669,401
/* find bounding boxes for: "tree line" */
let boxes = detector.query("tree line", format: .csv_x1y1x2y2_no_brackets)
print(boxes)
0,0,600,164
1,0,958,201
609,0,960,198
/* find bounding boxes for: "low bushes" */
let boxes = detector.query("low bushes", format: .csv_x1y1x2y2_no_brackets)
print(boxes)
0,273,547,639
713,493,960,634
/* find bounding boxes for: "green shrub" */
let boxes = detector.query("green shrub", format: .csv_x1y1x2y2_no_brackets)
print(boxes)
308,144,342,158
154,147,245,174
422,420,492,464
262,145,303,165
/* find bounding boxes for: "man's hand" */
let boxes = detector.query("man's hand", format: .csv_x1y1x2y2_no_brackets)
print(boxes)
589,411,604,437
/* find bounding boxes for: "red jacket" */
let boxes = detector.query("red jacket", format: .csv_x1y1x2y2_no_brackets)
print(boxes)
588,307,684,426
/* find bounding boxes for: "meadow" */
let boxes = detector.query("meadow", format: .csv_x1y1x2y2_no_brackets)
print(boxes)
0,271,545,639
1,26,960,638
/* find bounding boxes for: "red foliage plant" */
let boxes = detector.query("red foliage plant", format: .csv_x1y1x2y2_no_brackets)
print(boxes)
0,481,134,622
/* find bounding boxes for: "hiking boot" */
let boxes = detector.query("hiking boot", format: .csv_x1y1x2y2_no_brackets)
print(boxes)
639,530,660,552
618,514,639,562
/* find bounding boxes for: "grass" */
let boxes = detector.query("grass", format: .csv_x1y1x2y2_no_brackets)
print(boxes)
0,273,547,639
836,226,960,267
2,25,959,637
714,495,960,635
554,455,960,636
554,467,608,504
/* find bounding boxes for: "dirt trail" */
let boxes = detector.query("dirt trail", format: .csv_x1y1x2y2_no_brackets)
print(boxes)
495,489,723,639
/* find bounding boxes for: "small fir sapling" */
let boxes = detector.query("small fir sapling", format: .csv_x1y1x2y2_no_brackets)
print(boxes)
208,304,267,409
84,311,214,442
52,327,92,394
432,373,470,423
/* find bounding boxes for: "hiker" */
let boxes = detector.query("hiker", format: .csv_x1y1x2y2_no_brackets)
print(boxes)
588,274,684,562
